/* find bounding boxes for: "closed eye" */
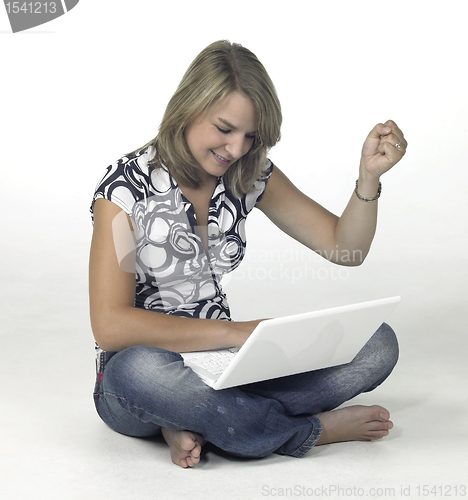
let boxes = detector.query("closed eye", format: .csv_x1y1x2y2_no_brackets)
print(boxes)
216,126,256,141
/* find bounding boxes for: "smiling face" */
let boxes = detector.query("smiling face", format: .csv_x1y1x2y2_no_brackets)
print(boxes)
184,91,258,186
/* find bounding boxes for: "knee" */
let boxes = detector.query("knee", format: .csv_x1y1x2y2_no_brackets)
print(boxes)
371,322,399,374
356,322,399,371
380,322,399,363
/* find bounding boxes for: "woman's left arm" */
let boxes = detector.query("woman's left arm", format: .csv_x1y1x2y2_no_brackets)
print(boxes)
256,120,407,266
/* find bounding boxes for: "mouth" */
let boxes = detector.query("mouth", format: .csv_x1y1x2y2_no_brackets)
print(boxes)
211,150,231,166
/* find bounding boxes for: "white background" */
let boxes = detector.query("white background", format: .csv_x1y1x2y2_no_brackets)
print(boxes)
1,1,467,499
1,0,467,320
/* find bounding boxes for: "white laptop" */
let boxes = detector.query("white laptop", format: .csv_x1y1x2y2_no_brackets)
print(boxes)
181,296,400,390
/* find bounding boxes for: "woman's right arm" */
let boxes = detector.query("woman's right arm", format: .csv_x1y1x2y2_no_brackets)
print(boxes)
89,198,259,353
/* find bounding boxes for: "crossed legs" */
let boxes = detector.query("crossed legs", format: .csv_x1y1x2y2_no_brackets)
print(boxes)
94,323,399,467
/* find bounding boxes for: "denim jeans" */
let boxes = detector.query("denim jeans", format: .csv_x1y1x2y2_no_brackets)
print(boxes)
93,322,398,458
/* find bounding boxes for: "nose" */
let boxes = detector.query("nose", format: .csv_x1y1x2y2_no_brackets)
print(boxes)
225,135,249,160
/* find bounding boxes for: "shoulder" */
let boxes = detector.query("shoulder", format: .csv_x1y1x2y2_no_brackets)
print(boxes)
256,164,306,209
91,146,171,217
255,164,304,221
97,146,155,191
240,159,274,211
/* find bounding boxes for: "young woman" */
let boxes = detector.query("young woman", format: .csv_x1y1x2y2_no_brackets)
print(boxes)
89,40,407,468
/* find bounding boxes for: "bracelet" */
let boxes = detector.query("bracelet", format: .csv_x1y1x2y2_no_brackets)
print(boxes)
354,179,381,202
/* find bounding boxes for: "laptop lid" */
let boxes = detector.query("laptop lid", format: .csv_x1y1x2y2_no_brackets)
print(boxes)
212,296,401,389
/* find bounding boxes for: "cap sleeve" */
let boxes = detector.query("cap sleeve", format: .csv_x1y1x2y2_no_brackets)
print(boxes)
90,149,152,223
244,159,274,212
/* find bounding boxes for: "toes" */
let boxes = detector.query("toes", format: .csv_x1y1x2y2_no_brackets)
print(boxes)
375,406,390,421
371,429,390,439
366,420,393,431
360,429,390,441
177,453,199,468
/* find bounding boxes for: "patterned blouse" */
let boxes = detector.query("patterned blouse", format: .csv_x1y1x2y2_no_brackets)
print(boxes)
90,147,274,351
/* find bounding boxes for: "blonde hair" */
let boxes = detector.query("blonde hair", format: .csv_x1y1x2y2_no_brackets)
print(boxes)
142,40,282,197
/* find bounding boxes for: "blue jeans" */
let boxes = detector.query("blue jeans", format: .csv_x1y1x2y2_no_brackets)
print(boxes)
93,323,398,458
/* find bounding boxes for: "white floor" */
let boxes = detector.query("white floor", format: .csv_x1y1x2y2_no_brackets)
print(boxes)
1,200,467,500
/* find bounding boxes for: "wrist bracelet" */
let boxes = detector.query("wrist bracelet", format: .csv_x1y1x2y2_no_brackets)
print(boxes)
354,179,381,202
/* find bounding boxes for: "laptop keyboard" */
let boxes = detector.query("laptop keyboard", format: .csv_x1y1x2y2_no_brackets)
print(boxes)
187,348,238,376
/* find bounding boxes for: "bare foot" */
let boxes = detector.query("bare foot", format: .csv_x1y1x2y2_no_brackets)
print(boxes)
316,405,393,445
161,427,206,468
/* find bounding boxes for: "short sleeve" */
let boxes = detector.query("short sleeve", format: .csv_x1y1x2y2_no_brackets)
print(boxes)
244,159,274,212
90,149,153,223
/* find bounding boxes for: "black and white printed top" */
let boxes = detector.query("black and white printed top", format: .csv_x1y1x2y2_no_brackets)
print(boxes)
90,146,274,354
